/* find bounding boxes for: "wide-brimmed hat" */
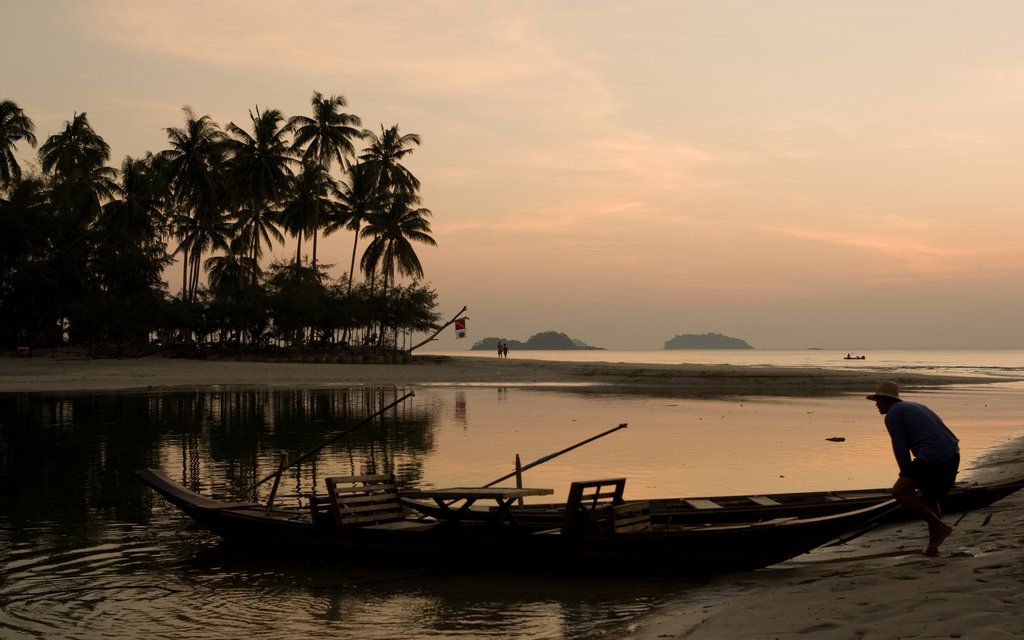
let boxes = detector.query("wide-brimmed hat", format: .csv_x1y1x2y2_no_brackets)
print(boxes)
866,381,901,401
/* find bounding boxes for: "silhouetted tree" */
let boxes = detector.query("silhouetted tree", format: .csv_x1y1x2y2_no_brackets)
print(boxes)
0,100,37,191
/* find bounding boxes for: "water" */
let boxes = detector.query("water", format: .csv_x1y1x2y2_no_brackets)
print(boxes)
1,350,1022,639
422,348,1024,379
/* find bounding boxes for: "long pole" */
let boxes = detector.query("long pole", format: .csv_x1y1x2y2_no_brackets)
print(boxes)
407,305,468,354
482,423,628,487
235,390,415,499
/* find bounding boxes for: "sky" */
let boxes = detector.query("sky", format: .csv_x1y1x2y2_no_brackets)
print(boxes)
5,1,1024,350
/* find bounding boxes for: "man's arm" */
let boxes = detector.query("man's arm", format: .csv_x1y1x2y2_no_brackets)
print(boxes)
885,415,913,472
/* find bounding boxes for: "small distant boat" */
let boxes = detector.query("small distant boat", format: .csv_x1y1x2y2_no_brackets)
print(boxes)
844,354,866,360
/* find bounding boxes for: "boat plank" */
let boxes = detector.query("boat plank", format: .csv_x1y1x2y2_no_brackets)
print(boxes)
686,499,723,509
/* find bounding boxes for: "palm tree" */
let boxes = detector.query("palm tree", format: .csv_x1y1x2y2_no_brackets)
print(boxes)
39,112,118,226
204,237,258,292
288,91,363,171
172,204,232,300
204,237,264,345
359,124,421,194
280,159,342,268
0,175,48,264
97,154,166,244
39,112,112,181
91,154,172,342
0,175,55,348
287,91,364,268
327,162,381,294
0,100,37,191
37,113,117,342
359,189,436,295
224,106,297,281
161,107,228,300
355,124,421,290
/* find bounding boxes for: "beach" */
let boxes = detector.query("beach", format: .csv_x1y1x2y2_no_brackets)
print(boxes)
0,352,1004,396
2,353,1022,639
620,436,1024,639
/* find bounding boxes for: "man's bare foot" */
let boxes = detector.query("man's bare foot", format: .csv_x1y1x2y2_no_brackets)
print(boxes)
925,523,953,557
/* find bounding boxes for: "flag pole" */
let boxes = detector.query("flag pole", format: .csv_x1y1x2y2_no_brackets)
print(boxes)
407,305,468,354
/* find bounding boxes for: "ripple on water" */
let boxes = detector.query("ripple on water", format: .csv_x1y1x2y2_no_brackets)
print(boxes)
1,524,684,640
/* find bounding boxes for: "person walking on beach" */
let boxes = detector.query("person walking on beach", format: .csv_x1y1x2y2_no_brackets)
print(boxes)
867,381,960,556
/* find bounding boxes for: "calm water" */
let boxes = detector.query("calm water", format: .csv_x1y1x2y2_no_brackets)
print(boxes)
423,348,1024,379
2,350,1023,639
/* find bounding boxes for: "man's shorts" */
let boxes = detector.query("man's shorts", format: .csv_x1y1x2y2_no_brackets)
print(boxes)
902,452,960,501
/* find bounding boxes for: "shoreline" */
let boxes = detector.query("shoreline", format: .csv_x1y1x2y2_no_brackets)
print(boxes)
0,354,1012,396
621,434,1024,639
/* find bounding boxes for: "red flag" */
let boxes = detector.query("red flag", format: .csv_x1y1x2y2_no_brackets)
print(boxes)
455,318,467,339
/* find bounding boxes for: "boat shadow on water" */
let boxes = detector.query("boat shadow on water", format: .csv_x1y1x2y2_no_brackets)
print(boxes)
186,537,704,592
180,537,699,639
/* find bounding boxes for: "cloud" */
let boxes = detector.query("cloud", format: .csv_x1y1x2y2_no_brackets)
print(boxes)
775,224,1010,277
85,1,720,187
87,2,568,91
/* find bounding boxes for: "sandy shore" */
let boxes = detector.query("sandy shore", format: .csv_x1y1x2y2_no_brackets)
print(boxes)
0,353,1007,396
3,353,1022,639
621,437,1024,639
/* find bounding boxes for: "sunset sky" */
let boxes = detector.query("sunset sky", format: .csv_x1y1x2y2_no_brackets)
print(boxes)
6,1,1024,350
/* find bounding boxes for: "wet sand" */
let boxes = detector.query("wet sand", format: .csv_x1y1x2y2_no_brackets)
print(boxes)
0,353,1005,397
620,436,1024,639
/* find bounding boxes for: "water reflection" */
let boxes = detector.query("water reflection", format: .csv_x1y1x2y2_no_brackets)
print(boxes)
177,541,682,639
0,387,439,514
3,384,1021,639
0,386,691,640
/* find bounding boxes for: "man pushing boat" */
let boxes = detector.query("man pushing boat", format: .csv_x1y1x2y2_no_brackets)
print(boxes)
867,381,960,556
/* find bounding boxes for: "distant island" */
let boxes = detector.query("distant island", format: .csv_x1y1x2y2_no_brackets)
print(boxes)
664,333,754,350
471,331,604,351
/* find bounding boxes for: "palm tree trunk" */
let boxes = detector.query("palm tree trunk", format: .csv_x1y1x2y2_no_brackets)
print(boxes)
181,248,189,300
190,252,202,302
340,225,361,344
347,223,361,294
250,237,259,286
312,230,318,272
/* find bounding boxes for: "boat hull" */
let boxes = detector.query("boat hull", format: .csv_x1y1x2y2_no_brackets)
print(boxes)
138,469,901,575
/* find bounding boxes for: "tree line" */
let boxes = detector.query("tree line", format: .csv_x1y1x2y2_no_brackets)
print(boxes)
0,94,441,353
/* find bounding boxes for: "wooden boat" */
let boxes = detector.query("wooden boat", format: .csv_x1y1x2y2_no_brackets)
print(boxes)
137,469,901,575
401,476,1024,530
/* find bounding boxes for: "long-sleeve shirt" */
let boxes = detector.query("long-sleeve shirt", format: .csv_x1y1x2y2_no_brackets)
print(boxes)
884,400,960,472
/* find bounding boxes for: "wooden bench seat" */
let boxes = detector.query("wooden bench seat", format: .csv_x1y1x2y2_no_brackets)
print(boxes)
560,478,652,535
321,473,418,528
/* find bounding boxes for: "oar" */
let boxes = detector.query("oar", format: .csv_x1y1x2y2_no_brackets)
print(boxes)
234,390,415,500
481,423,628,488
